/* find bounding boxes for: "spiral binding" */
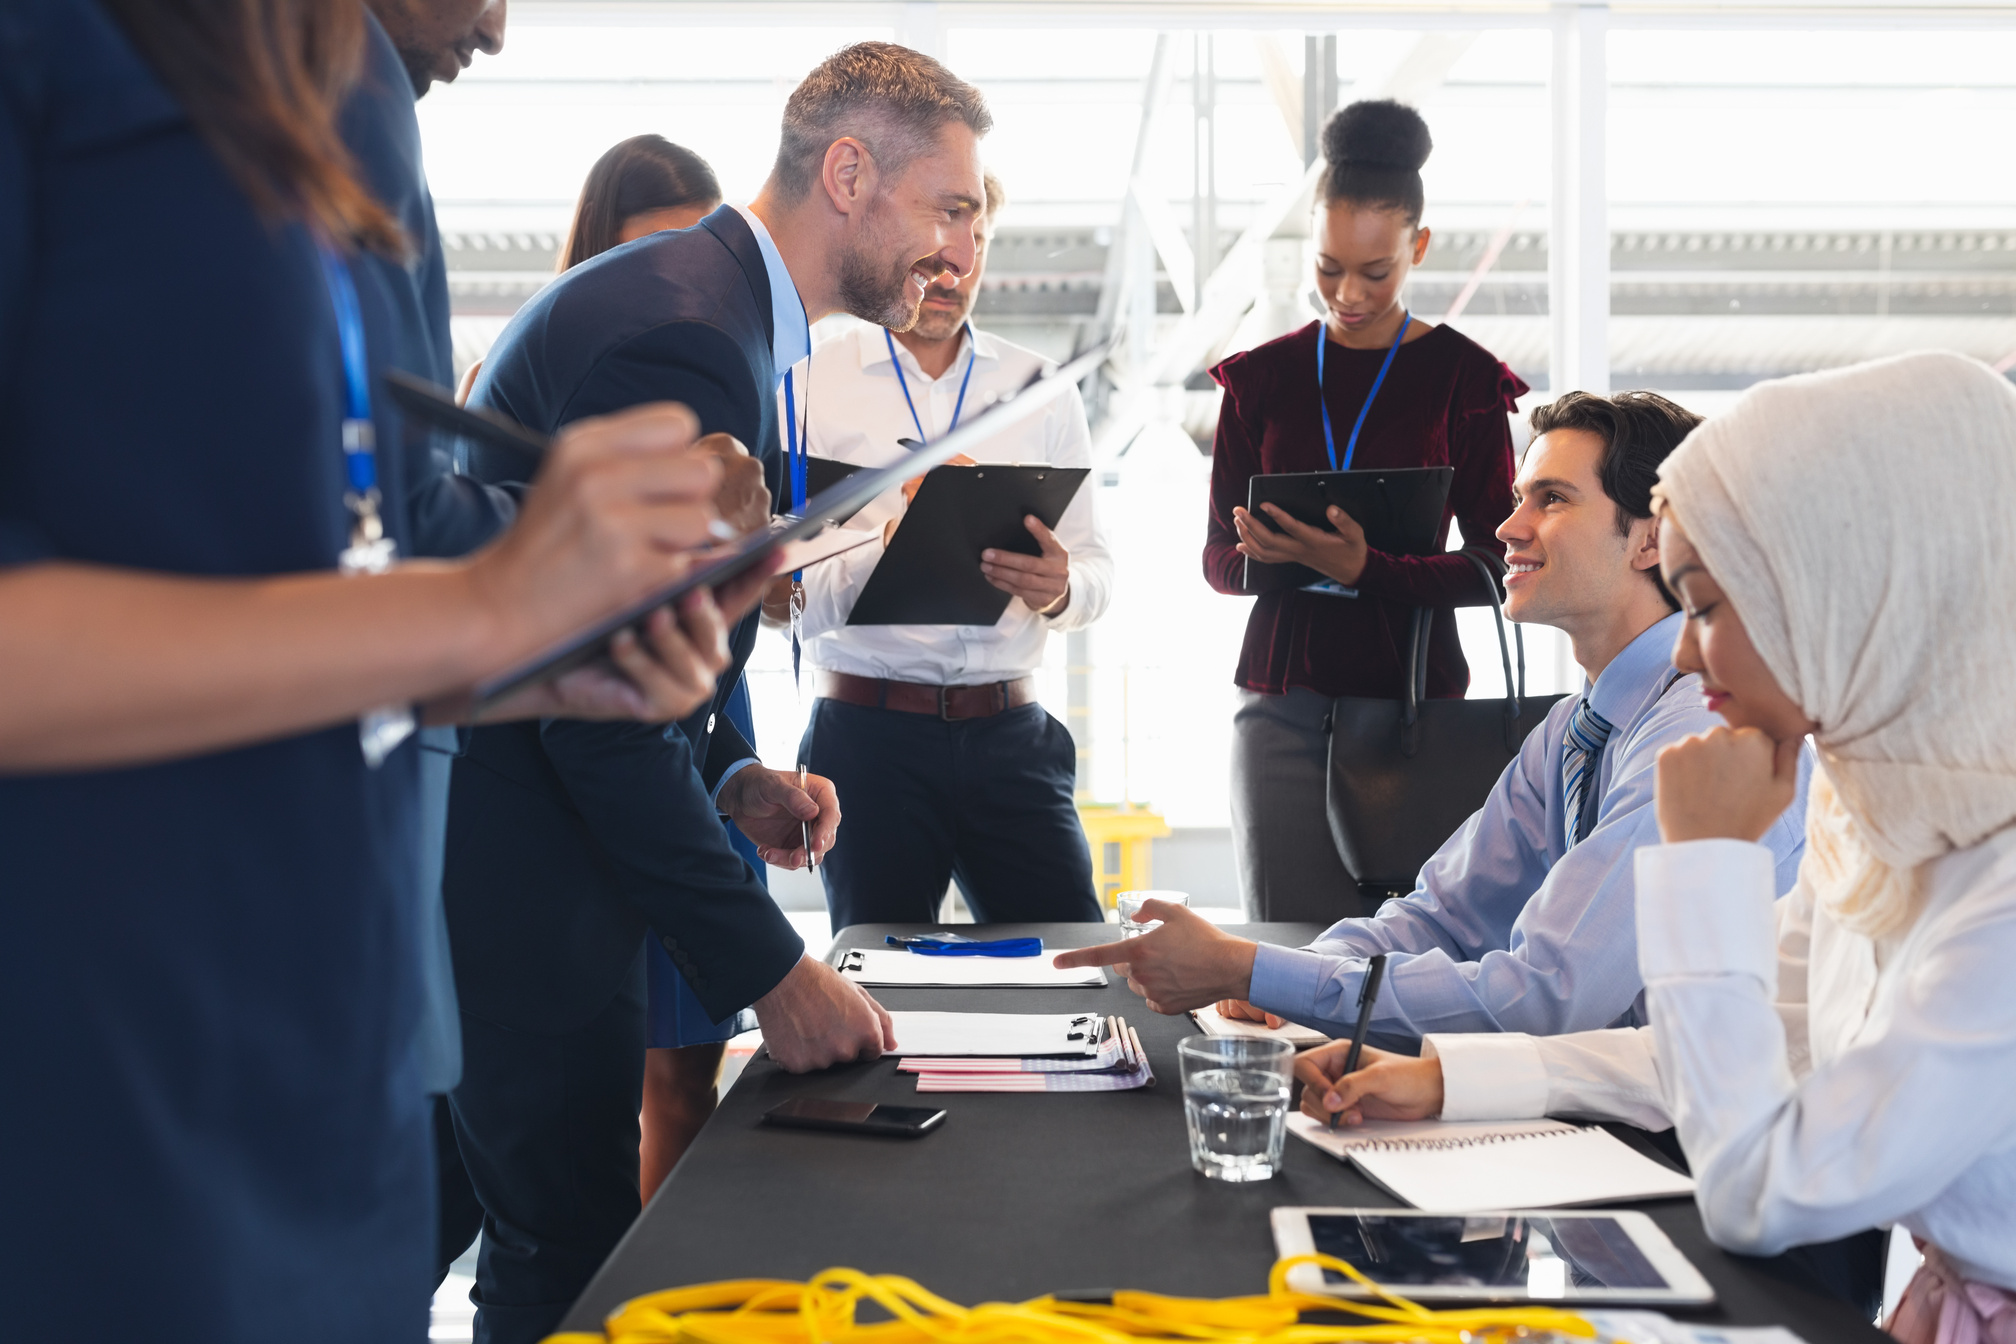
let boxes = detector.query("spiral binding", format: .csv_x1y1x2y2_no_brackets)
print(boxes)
1341,1121,1587,1155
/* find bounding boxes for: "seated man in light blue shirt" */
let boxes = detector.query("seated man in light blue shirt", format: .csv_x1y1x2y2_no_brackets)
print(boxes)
1057,390,1811,1042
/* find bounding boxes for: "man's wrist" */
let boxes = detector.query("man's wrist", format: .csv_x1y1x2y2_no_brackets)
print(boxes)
710,756,762,811
1036,581,1071,617
1222,936,1260,1002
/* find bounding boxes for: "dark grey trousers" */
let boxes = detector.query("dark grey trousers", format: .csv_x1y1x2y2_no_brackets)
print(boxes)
1230,687,1381,923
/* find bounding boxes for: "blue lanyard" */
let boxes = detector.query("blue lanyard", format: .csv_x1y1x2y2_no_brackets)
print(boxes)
316,244,378,501
316,241,414,766
1317,310,1411,472
314,242,395,575
784,366,807,514
886,323,976,445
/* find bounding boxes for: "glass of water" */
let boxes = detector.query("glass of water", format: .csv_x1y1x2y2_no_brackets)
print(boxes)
1179,1036,1294,1182
1115,890,1189,937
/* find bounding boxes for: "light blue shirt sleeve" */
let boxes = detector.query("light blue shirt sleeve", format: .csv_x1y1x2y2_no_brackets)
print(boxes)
1249,628,1810,1041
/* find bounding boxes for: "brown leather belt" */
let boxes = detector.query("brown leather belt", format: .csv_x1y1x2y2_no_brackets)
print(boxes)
816,671,1036,721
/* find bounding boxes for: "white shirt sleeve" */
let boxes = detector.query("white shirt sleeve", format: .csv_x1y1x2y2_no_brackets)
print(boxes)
1636,837,2016,1258
1036,383,1111,631
1428,1030,1673,1130
1426,866,1822,1133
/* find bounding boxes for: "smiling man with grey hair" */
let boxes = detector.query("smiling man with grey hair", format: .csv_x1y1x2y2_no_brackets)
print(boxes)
436,40,996,1344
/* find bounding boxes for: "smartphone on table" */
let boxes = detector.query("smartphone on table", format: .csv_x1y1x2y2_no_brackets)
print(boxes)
761,1097,947,1138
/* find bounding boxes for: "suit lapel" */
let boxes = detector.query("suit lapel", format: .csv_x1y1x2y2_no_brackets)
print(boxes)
697,204,774,355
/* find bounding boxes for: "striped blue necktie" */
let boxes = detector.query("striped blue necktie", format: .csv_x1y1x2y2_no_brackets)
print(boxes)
1560,697,1616,850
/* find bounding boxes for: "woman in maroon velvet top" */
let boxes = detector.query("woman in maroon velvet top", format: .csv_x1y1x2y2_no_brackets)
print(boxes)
1204,100,1524,921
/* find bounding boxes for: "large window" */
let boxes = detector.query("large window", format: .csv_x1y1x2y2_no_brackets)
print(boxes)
417,6,2016,833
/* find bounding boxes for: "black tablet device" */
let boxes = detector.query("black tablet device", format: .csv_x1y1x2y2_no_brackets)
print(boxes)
400,342,1108,712
1272,1208,1715,1305
847,463,1089,626
1242,465,1454,591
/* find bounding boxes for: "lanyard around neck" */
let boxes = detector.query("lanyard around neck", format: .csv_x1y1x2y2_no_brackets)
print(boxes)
315,241,413,766
1317,310,1412,472
780,305,816,516
886,324,977,446
314,242,395,575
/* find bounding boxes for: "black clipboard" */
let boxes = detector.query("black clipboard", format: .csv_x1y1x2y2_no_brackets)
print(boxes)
801,456,872,524
1242,466,1454,591
847,464,1088,625
375,343,1109,711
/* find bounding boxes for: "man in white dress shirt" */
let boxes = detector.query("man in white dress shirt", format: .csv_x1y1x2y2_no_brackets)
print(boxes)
777,173,1113,930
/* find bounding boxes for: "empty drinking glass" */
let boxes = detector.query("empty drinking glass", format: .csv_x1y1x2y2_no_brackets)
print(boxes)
1179,1036,1294,1181
1116,890,1189,937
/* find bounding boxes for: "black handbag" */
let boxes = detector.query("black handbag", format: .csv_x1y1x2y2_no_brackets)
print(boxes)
1325,548,1568,892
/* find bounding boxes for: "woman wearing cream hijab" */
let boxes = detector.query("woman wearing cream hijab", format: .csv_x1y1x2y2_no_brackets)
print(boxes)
1295,351,2016,1342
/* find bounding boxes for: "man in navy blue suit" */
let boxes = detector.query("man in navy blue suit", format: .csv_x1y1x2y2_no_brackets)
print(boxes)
442,41,996,1344
340,3,887,1317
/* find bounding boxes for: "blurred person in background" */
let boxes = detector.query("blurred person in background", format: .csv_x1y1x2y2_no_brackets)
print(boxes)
1203,100,1523,922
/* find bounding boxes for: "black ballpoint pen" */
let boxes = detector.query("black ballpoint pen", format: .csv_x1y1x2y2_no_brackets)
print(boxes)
1331,953,1389,1132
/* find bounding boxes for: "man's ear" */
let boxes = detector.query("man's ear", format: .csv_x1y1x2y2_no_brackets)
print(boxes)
820,137,876,218
1628,513,1662,573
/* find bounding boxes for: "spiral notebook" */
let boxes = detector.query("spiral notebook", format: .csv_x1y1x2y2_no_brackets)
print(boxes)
1288,1114,1695,1212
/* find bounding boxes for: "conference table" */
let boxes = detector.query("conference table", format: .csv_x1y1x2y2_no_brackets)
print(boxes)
559,922,1890,1341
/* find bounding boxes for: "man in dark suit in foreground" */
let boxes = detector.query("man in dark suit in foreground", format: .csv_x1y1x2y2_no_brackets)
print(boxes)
440,41,996,1344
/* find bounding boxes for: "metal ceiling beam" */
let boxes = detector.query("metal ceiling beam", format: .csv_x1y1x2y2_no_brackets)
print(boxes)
511,2,2016,33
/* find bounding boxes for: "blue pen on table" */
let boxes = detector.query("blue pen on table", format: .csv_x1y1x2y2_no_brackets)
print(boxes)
884,934,1044,958
1331,953,1389,1132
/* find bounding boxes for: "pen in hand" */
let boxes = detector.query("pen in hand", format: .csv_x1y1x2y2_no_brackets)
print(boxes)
796,763,816,870
1332,953,1388,1132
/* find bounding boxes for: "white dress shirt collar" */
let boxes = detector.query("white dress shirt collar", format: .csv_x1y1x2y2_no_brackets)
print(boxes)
731,204,809,388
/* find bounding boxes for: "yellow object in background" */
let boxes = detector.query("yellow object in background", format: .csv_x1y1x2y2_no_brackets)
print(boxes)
540,1255,1596,1344
1076,803,1170,908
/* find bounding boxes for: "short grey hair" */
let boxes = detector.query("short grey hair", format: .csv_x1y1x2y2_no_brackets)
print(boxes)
772,42,992,201
981,169,1006,231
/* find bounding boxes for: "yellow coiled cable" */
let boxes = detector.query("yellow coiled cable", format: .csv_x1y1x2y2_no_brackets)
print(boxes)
542,1254,1597,1344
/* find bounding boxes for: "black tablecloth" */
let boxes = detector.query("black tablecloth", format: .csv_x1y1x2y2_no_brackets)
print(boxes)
559,922,1887,1340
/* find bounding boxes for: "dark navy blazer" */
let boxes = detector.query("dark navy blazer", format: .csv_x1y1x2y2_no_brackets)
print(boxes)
446,207,802,1029
0,2,432,1337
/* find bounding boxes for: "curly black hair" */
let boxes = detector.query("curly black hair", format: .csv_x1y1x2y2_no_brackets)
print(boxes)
1320,99,1432,224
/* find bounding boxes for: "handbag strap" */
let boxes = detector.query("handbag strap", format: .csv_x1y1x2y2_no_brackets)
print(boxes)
1402,548,1529,752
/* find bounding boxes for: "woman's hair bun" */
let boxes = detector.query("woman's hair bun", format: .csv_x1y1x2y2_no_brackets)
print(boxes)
1322,99,1432,173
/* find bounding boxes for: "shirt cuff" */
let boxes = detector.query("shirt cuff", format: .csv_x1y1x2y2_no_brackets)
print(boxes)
1424,1034,1550,1121
710,757,761,809
1247,942,1331,1024
1634,839,1778,990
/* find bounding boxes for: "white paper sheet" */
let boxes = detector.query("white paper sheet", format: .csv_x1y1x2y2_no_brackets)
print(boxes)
886,1011,1106,1057
1288,1113,1695,1210
1191,1002,1329,1048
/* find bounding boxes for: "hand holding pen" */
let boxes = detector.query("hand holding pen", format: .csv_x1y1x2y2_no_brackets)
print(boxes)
714,763,839,870
1332,954,1387,1131
1291,954,1450,1127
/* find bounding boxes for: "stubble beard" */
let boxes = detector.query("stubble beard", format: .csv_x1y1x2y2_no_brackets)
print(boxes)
836,201,939,331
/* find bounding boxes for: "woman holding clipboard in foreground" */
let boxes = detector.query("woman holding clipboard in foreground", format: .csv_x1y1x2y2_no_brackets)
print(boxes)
1203,100,1524,920
1295,353,2016,1337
